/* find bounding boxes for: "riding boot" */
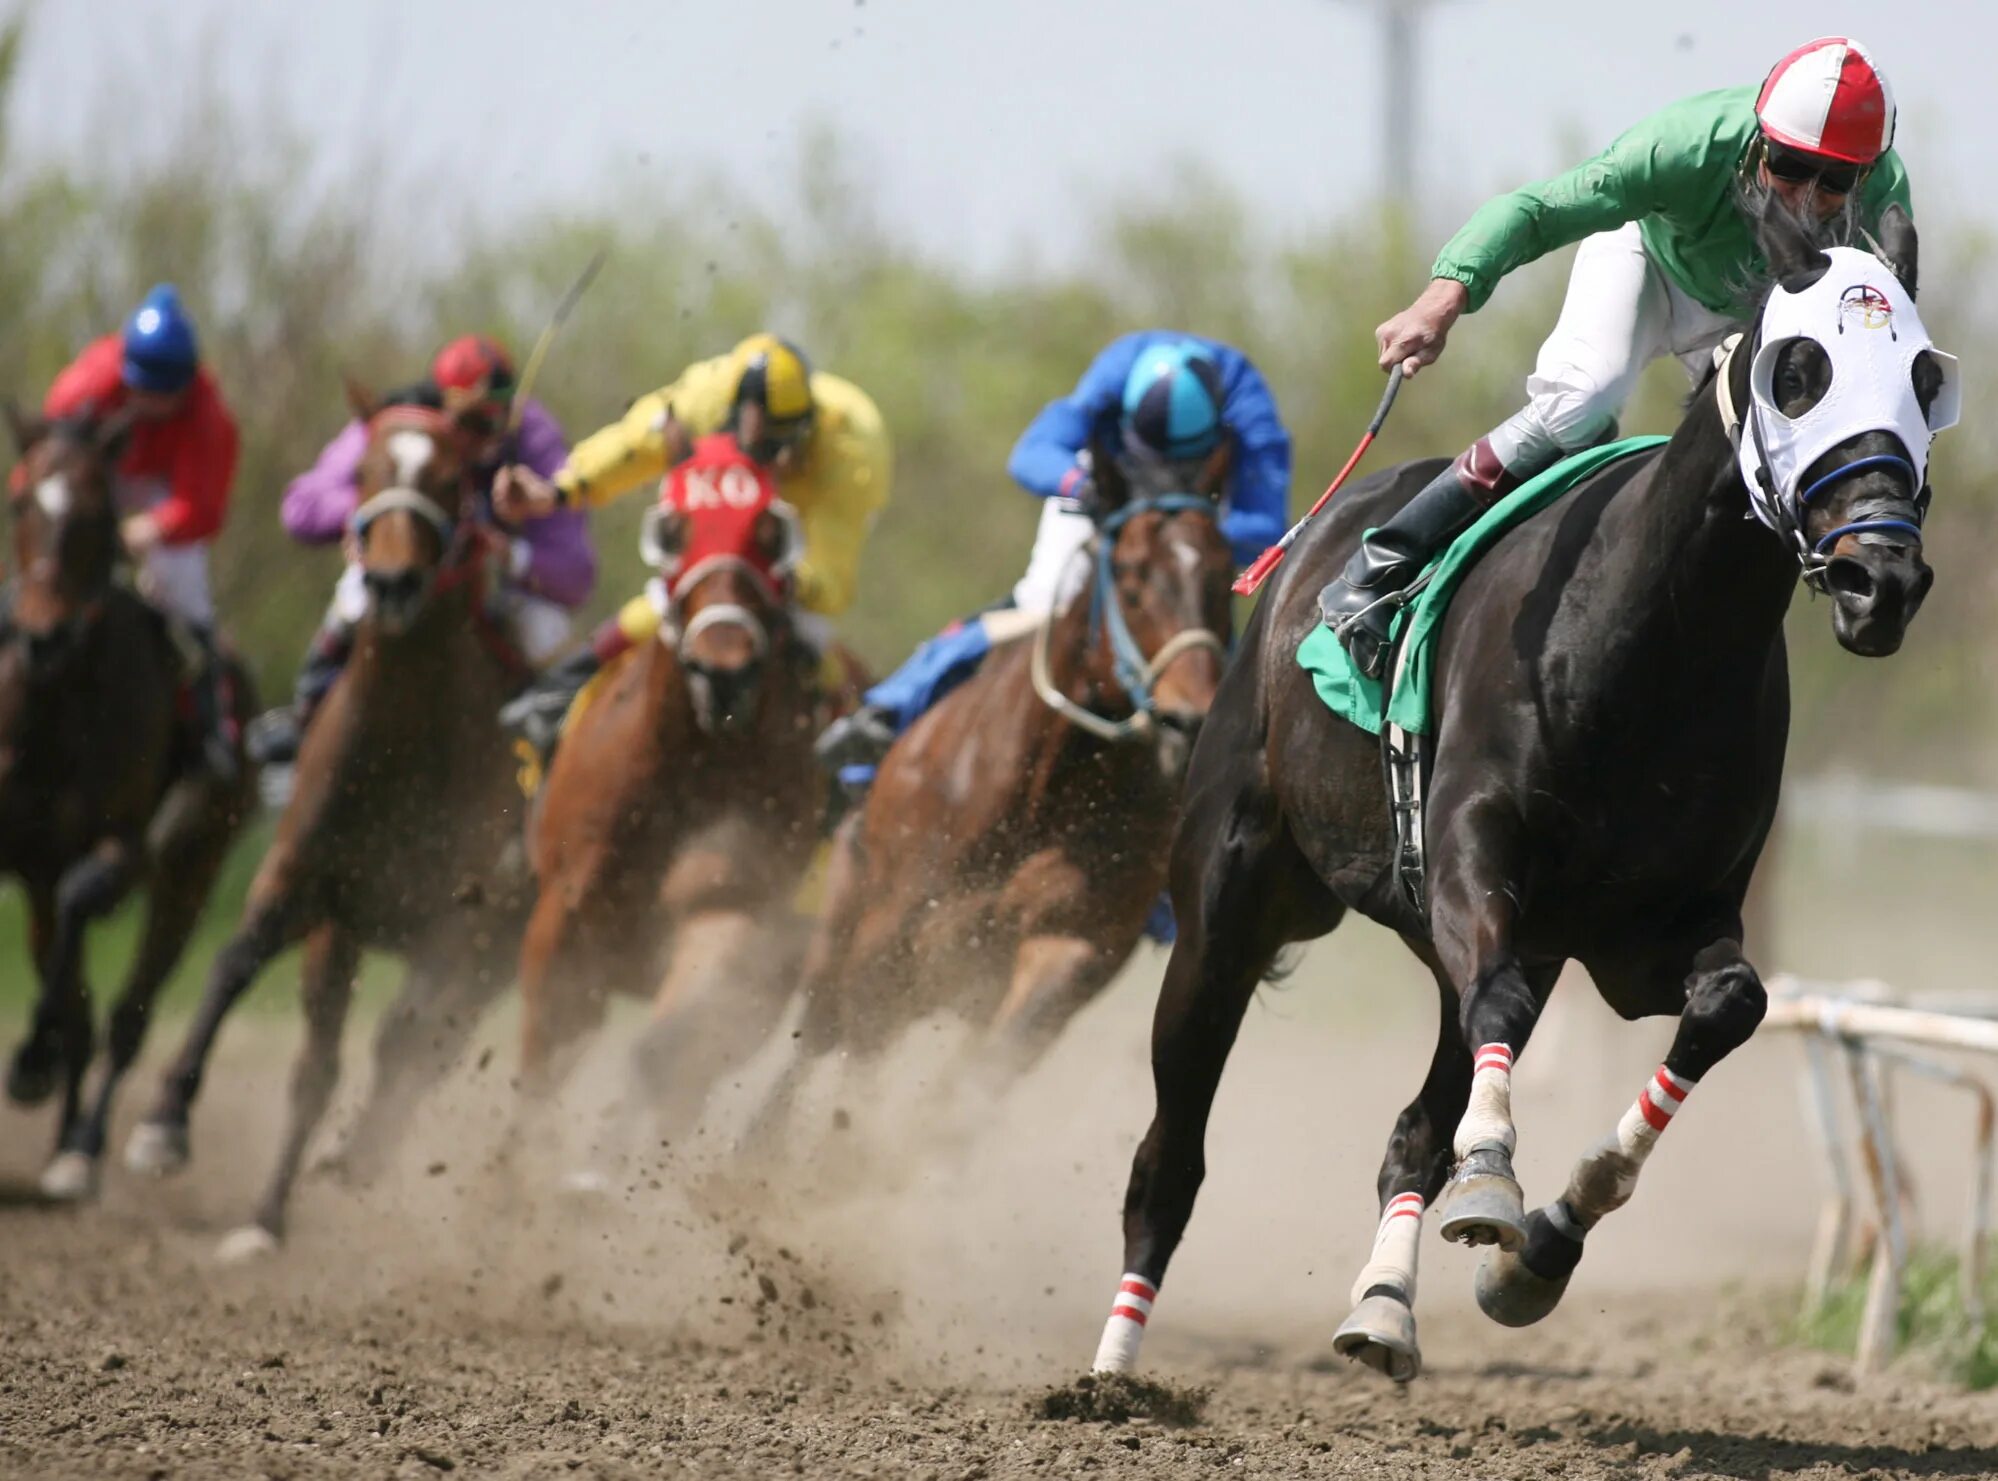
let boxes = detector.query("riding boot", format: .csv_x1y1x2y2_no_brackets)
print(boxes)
499,646,607,759
245,618,354,767
815,616,995,773
1318,438,1521,680
185,627,241,785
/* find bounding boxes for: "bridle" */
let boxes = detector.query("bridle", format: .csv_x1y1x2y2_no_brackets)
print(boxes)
347,407,487,592
1712,328,1926,593
1029,492,1228,745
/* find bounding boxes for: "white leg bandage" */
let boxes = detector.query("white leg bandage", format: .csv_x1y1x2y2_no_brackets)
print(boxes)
1091,1273,1157,1374
1349,1191,1424,1306
1563,1063,1697,1226
1615,1064,1695,1160
1454,1042,1516,1158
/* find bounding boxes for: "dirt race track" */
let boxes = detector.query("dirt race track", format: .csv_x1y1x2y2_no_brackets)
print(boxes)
4,936,1996,1480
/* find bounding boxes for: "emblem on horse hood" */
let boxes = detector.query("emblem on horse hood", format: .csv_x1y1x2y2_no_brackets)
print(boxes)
1838,283,1895,333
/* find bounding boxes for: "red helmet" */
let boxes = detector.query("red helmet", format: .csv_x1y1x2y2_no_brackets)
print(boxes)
430,334,516,406
1756,37,1895,166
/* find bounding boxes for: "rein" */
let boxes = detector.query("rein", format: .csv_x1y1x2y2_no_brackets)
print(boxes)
1712,332,1925,591
1029,493,1227,745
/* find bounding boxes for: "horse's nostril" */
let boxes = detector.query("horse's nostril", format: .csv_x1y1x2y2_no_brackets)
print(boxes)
1824,556,1876,604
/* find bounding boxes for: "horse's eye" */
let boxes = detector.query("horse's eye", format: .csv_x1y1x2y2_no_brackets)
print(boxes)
752,510,787,562
657,512,688,555
1912,351,1944,415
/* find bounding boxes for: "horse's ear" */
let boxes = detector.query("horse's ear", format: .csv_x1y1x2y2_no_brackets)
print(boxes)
1875,203,1918,299
1757,193,1831,292
1193,438,1232,499
3,398,36,457
1086,428,1129,513
93,404,139,461
343,373,381,424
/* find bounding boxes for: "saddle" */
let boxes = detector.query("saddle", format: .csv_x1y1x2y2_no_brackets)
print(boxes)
1296,436,1670,912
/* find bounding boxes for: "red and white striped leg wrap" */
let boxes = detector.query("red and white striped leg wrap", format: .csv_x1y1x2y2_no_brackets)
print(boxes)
1453,1042,1516,1158
1350,1191,1424,1305
1615,1064,1696,1160
1091,1274,1157,1374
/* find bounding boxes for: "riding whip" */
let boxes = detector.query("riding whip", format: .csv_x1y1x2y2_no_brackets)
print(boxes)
505,245,610,437
1233,363,1403,597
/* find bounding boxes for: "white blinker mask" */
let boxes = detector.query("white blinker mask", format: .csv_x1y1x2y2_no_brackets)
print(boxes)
1737,245,1960,540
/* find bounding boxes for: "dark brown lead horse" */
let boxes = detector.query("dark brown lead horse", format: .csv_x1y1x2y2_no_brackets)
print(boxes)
1,408,254,1201
1093,206,1951,1381
127,391,532,1256
515,436,828,1167
757,448,1233,1143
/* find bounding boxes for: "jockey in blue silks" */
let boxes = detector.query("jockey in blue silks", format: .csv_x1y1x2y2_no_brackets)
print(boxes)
815,331,1291,771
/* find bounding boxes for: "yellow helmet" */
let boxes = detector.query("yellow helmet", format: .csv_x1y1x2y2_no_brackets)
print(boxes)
730,333,815,436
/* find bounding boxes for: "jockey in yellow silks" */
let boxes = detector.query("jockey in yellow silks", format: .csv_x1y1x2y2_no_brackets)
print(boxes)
497,333,891,753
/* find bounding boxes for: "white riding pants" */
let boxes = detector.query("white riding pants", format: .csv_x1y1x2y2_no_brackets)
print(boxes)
116,475,214,627
1011,498,1096,615
1488,222,1743,473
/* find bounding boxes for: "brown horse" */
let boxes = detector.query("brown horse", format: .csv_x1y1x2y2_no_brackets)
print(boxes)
127,389,532,1255
756,448,1233,1144
515,435,827,1167
1,406,254,1201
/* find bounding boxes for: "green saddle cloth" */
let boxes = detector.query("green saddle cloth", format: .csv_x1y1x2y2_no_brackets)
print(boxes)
1297,436,1668,737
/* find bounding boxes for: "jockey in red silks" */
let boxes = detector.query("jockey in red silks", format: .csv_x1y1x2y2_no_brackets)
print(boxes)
37,283,242,779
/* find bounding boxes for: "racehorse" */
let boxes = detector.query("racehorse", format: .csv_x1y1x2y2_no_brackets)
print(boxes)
1092,204,1954,1381
0,407,254,1201
514,435,826,1163
127,387,533,1255
757,438,1233,1142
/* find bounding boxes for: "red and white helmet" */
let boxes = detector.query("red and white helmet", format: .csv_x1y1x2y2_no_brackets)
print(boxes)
1756,37,1896,165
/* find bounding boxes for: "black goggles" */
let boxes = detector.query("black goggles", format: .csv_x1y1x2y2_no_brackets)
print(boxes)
1762,140,1863,196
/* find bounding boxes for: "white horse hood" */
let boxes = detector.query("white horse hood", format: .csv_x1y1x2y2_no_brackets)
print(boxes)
1738,245,1961,533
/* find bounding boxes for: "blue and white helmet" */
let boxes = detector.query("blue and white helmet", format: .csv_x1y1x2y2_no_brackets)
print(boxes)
121,284,200,393
1120,340,1225,462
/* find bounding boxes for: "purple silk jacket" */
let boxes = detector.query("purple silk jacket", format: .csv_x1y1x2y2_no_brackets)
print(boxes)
280,397,596,608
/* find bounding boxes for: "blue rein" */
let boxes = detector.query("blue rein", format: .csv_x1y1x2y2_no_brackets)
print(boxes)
1089,493,1218,717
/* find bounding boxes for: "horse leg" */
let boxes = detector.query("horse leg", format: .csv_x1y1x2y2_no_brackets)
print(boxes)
340,934,514,1186
1426,815,1548,1252
215,925,360,1260
738,824,876,1160
979,932,1122,1090
1095,782,1342,1374
1476,935,1766,1327
60,787,234,1193
29,839,144,1197
128,880,307,1176
1329,948,1468,1382
4,877,60,1106
632,906,795,1156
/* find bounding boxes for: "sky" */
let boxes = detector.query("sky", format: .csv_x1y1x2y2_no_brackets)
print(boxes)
3,0,1980,274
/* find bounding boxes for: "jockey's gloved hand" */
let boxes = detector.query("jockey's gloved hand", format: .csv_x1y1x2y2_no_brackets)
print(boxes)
1059,456,1102,520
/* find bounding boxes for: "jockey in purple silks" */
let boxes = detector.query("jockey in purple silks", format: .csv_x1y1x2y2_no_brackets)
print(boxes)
245,334,597,765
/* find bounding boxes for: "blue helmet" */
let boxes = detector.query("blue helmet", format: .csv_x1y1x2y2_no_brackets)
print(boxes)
1120,340,1225,462
121,284,200,393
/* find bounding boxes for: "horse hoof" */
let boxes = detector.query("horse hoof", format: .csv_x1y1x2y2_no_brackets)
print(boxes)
1475,1246,1572,1327
38,1150,99,1202
1436,1150,1526,1251
1332,1292,1421,1383
214,1225,281,1264
124,1120,191,1178
5,1051,58,1108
